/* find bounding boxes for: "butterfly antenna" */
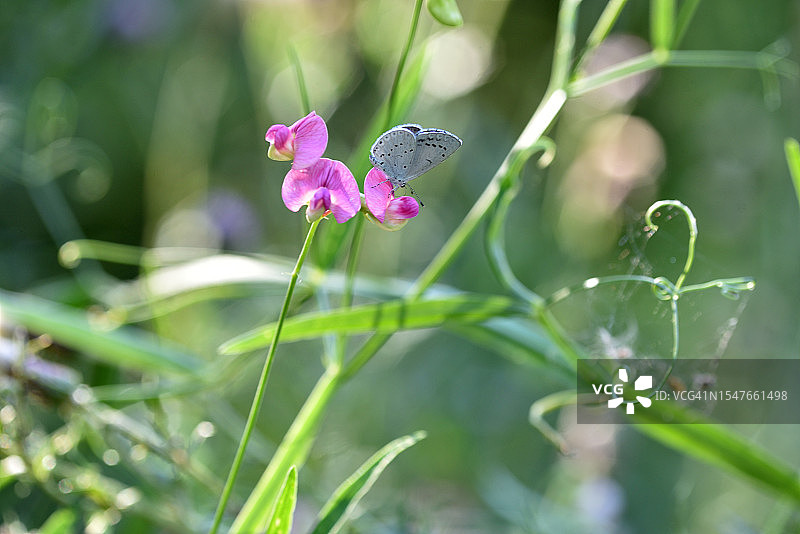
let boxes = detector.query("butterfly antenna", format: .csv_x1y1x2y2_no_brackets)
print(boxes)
371,177,393,189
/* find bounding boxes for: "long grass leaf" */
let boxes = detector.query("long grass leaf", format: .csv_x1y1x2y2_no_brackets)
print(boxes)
636,402,800,502
39,509,77,534
784,138,800,210
219,295,525,355
0,290,201,375
311,432,426,534
230,370,339,533
263,466,298,534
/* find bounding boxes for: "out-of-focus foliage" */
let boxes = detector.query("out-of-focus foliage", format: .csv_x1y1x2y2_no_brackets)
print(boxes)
1,0,800,533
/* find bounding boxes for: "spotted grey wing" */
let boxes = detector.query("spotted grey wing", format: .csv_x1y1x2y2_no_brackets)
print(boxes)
369,126,418,184
405,128,462,181
398,123,423,134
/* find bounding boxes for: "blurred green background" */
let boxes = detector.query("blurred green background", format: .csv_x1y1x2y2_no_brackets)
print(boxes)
2,0,800,532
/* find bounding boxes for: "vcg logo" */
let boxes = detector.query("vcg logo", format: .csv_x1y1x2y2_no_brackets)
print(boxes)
592,368,653,414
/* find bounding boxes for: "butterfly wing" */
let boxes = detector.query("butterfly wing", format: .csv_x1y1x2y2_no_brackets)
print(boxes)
405,128,462,181
369,126,418,186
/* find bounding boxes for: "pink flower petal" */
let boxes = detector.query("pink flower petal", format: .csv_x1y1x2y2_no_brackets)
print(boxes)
322,160,361,223
290,111,328,169
266,124,294,161
364,167,393,222
281,167,316,212
385,196,419,222
306,187,332,221
265,124,290,147
282,158,360,223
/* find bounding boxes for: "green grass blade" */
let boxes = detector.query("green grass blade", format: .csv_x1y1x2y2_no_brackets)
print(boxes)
0,290,201,375
636,402,800,502
447,318,571,375
39,509,77,534
219,294,525,355
650,0,675,52
573,0,629,76
230,370,340,533
311,431,426,534
784,138,800,210
673,0,702,47
288,45,311,116
262,466,298,534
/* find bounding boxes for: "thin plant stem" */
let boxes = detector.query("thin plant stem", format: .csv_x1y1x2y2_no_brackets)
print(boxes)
333,215,365,367
573,0,629,76
673,0,702,48
407,90,567,300
209,217,321,534
228,368,341,533
386,0,424,129
569,49,797,96
650,0,675,52
289,45,311,116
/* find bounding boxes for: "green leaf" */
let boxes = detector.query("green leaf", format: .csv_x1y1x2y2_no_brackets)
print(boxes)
635,401,800,503
784,138,800,211
0,290,201,375
230,371,339,533
39,508,77,534
219,294,525,355
427,0,463,27
447,318,572,375
264,466,298,534
311,431,426,534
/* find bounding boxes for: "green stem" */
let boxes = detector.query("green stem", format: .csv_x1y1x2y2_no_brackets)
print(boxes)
408,89,567,300
529,390,578,454
229,368,341,533
484,137,555,306
650,0,675,52
386,0,424,129
333,215,365,367
209,218,321,534
673,0,702,48
569,49,797,96
573,0,629,76
289,45,311,116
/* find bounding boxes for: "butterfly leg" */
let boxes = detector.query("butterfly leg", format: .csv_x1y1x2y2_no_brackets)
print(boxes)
404,183,424,209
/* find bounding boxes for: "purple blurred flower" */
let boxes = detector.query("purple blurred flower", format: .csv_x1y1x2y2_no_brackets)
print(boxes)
107,0,171,42
282,158,361,223
207,190,261,249
265,111,328,169
364,168,419,230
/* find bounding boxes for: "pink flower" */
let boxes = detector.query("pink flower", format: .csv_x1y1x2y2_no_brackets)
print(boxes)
282,158,361,223
364,168,419,230
265,111,328,169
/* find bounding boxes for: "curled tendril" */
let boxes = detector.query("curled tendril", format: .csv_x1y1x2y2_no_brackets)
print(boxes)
651,276,677,301
485,137,556,308
680,276,756,300
645,200,697,291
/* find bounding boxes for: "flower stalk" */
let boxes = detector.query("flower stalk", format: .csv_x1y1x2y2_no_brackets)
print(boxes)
210,217,322,534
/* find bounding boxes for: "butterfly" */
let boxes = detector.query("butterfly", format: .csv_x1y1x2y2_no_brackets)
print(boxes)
369,124,462,203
